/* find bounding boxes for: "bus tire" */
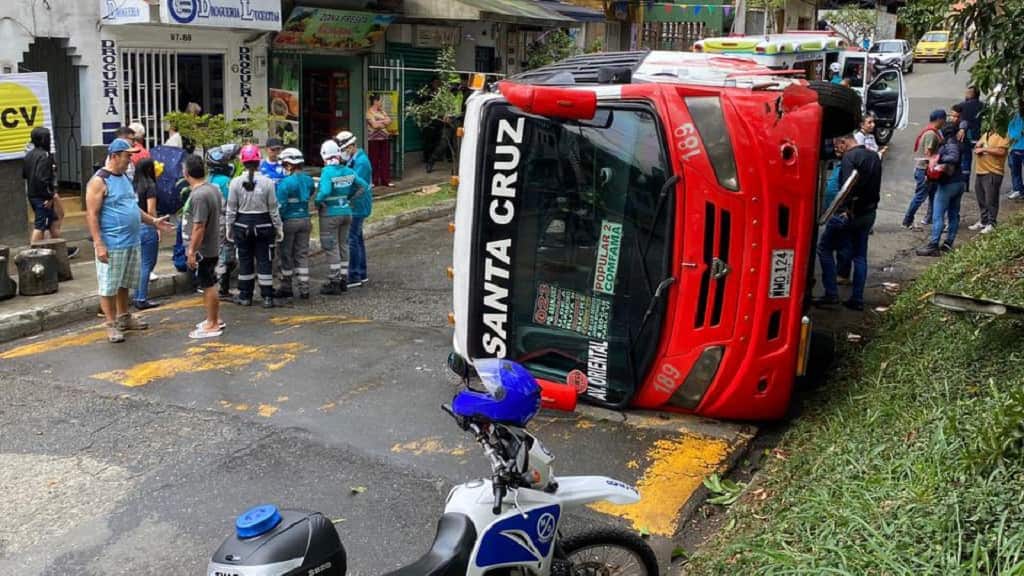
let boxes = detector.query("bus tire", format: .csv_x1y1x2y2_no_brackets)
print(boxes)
797,329,835,390
808,81,862,139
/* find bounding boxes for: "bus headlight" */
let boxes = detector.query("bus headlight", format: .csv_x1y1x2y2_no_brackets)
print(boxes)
667,346,724,410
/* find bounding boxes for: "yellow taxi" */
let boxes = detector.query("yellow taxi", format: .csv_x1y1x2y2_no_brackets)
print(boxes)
914,30,954,62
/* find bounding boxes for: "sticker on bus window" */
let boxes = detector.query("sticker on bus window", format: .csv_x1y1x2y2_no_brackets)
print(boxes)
593,221,623,295
532,282,611,340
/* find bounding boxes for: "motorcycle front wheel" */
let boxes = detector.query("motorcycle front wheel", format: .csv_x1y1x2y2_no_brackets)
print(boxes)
560,528,660,576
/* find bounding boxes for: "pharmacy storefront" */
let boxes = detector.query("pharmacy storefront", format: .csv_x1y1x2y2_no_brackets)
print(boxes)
95,0,281,148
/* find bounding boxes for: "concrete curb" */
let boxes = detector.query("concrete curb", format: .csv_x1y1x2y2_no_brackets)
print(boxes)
0,270,194,345
0,200,457,345
307,198,456,254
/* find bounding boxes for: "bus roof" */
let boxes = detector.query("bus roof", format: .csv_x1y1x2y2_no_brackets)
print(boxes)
695,33,848,55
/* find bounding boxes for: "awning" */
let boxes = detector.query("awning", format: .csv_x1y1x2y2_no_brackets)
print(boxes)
537,0,607,22
402,0,574,26
273,7,395,52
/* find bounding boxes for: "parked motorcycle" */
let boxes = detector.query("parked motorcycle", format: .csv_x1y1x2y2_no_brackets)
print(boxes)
208,358,660,576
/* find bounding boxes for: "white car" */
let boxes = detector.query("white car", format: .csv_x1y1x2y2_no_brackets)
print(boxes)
869,39,914,74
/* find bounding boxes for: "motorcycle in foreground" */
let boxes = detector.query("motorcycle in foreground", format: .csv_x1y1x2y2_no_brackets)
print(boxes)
208,358,659,575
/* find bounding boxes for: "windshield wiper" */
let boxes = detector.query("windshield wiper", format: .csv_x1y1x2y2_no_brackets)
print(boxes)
634,175,679,297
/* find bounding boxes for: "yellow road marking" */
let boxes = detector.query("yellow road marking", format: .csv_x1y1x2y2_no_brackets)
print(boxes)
92,342,308,387
257,404,279,417
0,329,107,359
0,323,187,359
269,314,371,327
590,434,729,537
391,436,469,457
276,396,289,402
153,297,204,312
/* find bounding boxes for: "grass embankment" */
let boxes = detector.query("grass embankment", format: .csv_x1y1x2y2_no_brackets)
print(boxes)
688,218,1024,575
368,183,455,223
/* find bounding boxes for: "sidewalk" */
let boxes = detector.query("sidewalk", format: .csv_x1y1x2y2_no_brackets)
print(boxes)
0,168,451,344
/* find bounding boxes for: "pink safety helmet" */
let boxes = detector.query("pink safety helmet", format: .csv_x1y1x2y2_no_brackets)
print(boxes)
240,144,261,164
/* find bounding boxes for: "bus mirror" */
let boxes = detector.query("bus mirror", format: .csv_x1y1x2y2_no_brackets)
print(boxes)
498,81,597,121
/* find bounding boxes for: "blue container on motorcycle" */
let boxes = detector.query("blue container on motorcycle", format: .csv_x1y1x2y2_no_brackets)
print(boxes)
236,504,283,538
452,358,541,427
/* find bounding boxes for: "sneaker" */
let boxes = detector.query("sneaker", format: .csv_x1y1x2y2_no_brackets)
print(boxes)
941,242,954,253
320,281,343,295
916,244,941,257
813,295,841,307
149,271,159,281
1009,190,1022,200
105,322,125,343
188,326,223,339
981,224,996,234
234,296,253,306
115,313,149,331
347,279,364,288
262,297,275,309
920,219,932,226
133,299,160,311
195,319,227,330
67,246,80,259
968,221,985,231
842,300,865,312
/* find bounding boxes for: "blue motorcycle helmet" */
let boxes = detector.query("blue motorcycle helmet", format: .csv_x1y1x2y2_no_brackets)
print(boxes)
452,358,541,427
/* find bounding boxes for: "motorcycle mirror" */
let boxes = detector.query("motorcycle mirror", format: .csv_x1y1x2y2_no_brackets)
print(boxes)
447,351,471,382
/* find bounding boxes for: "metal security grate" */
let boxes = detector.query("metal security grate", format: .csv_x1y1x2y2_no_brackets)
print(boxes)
121,49,179,150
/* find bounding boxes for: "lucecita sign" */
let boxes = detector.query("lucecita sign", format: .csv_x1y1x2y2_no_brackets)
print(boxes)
161,0,282,31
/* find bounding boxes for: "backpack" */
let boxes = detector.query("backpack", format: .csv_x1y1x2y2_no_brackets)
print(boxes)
149,145,188,216
914,126,943,154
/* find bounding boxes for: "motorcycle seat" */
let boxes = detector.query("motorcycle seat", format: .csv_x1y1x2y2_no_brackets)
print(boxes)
383,513,476,576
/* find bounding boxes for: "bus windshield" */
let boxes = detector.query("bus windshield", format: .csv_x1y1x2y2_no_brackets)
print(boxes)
469,102,674,407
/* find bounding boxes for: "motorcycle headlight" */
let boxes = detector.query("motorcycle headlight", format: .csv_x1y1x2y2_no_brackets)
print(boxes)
666,346,724,410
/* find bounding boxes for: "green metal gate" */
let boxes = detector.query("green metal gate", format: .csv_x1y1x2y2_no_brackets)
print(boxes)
384,43,440,154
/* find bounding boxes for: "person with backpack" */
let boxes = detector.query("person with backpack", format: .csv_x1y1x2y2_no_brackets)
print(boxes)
132,158,163,310
917,120,965,256
335,130,373,287
226,144,282,308
316,139,368,295
273,148,314,300
22,126,78,258
902,109,947,229
207,144,241,300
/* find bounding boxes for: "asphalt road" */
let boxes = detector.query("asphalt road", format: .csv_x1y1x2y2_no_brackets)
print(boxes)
0,219,745,575
0,60,985,576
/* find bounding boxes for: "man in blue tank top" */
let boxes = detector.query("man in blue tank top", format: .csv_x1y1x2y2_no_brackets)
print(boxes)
86,138,174,343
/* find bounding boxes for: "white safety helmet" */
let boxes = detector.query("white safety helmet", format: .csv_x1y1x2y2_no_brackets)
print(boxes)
320,139,341,162
279,147,304,165
829,62,841,74
334,130,357,150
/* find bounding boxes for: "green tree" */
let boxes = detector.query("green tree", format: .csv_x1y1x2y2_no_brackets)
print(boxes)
898,0,948,43
163,106,289,154
404,45,462,129
526,29,580,71
825,5,876,46
949,1,1024,131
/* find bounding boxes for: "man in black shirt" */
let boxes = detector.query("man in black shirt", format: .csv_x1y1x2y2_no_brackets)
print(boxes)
816,133,882,311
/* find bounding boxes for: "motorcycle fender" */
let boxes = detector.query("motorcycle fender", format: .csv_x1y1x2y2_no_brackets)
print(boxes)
551,476,640,507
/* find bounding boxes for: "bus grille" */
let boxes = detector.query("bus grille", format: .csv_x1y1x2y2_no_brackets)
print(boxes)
694,202,732,329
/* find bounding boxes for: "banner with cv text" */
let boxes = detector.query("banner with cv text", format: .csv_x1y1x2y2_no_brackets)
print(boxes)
0,73,52,161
